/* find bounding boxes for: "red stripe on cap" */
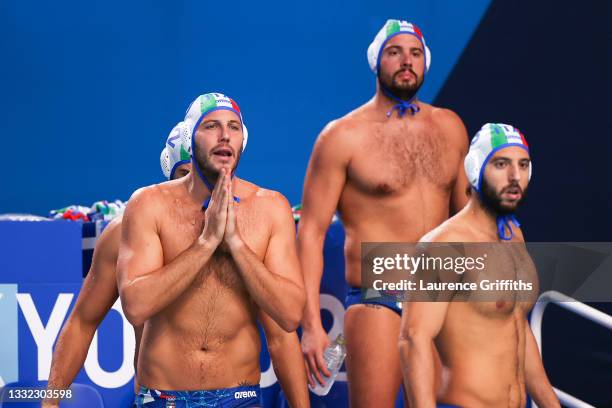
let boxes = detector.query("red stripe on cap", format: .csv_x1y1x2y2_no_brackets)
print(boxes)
413,24,423,39
230,99,241,114
519,131,529,147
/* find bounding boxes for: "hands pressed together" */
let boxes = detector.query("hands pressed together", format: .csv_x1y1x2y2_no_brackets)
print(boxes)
200,167,243,251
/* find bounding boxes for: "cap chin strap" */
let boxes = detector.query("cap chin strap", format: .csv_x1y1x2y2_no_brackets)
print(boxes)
477,186,520,241
193,158,240,210
381,85,420,118
497,214,520,241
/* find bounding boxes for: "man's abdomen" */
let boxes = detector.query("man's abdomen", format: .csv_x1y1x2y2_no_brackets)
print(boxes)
437,307,527,408
340,190,451,287
138,322,261,391
136,283,262,390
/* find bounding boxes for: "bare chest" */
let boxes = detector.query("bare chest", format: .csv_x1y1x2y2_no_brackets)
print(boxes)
158,203,271,291
347,119,460,196
462,245,538,317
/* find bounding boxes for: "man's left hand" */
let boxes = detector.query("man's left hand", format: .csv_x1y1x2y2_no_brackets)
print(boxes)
223,173,243,251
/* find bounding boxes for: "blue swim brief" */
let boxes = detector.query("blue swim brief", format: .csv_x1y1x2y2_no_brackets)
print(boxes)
136,385,261,407
344,287,402,316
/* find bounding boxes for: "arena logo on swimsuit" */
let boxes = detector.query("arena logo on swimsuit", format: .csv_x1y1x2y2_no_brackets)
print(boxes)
234,390,258,399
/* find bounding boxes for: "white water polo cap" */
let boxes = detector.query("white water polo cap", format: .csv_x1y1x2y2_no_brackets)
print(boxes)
160,121,192,180
184,92,248,152
464,123,531,193
183,92,247,209
367,19,431,75
464,123,531,241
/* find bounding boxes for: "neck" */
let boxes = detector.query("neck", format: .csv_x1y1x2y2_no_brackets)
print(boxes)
465,197,501,238
187,172,212,205
374,82,420,118
187,171,240,207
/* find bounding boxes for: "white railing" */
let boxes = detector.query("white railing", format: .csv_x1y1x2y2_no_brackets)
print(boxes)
530,290,612,408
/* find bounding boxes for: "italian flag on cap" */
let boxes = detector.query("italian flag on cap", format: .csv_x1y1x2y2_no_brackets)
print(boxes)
386,20,423,40
199,93,241,115
489,123,529,149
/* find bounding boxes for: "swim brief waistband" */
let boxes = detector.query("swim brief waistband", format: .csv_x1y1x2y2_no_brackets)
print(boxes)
136,384,261,407
344,287,402,316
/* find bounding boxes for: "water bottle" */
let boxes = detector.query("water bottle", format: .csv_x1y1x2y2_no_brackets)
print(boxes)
308,334,347,396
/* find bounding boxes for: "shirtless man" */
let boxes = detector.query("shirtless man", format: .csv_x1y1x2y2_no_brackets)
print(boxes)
299,20,469,407
117,93,306,407
45,118,309,408
43,121,192,408
399,123,560,408
161,121,309,408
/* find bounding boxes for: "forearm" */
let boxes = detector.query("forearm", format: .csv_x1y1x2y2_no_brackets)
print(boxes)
297,230,325,329
399,335,437,408
229,240,304,331
45,319,96,404
268,333,310,408
528,381,560,408
120,239,217,325
525,325,560,408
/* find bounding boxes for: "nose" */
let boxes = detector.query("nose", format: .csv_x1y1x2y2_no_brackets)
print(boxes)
219,125,230,143
509,162,521,183
401,52,412,68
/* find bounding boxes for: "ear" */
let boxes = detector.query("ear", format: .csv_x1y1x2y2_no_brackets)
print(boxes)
528,162,532,181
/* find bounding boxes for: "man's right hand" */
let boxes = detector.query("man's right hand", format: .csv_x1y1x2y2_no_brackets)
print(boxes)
301,322,332,387
201,168,230,247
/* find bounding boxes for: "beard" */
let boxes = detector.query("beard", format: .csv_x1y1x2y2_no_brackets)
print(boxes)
193,144,242,183
480,178,528,216
378,67,424,100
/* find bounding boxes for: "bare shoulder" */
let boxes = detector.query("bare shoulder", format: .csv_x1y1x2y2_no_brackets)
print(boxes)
239,181,293,222
420,215,473,243
316,108,373,148
99,215,123,244
309,101,377,168
316,119,349,149
125,185,158,210
254,187,292,215
125,181,179,214
430,106,469,150
430,106,463,127
92,215,124,263
121,183,182,236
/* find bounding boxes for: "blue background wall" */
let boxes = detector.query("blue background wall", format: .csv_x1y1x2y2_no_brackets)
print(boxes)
0,0,490,215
